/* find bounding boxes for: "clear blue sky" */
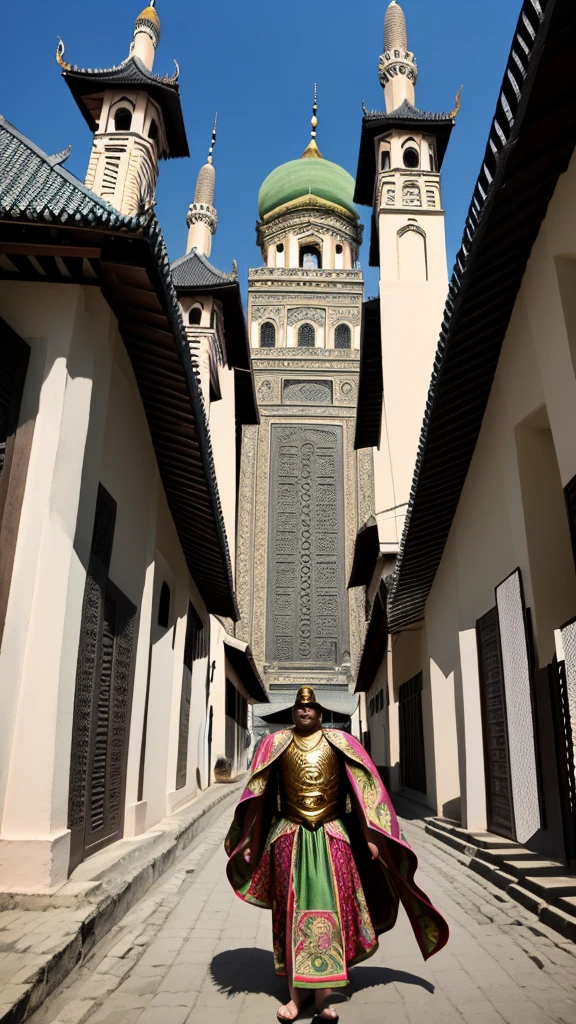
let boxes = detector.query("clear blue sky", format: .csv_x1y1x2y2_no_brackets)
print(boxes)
1,0,521,298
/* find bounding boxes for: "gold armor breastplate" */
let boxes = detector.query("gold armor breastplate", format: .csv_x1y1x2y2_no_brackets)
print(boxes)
278,732,340,829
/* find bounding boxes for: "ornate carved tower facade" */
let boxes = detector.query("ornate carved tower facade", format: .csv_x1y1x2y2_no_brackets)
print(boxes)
236,102,374,711
57,1,189,217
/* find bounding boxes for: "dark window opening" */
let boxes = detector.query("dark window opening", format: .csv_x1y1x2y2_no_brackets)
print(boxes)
298,323,315,348
381,150,391,171
335,244,343,255
148,119,159,142
189,306,202,326
260,321,276,348
158,582,170,628
300,244,322,269
114,108,132,132
403,147,419,169
334,323,351,349
276,243,284,253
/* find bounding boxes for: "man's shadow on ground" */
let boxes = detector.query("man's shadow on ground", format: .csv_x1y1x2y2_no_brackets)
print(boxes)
210,948,434,1009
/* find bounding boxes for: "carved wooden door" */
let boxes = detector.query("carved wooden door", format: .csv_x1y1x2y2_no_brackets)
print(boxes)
476,607,516,840
68,485,137,872
398,673,426,793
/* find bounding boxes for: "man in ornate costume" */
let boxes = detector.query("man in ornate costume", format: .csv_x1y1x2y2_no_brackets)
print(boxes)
225,687,448,1021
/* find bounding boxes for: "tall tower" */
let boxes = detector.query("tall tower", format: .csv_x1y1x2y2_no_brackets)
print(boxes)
186,117,218,258
236,96,374,718
354,0,457,550
57,2,188,216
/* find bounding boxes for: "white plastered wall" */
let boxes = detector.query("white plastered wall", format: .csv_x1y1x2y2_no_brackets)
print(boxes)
409,148,576,826
0,282,218,885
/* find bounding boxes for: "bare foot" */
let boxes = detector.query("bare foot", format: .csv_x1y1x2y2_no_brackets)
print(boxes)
314,988,338,1020
277,1000,300,1021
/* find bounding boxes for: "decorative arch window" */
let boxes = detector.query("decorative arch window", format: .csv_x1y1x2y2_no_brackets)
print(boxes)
298,323,315,348
114,107,132,132
260,321,276,348
300,244,322,270
148,118,159,142
334,323,351,349
403,145,420,169
189,305,203,326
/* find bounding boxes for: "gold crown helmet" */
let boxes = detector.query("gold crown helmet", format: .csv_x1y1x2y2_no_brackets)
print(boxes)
294,686,322,709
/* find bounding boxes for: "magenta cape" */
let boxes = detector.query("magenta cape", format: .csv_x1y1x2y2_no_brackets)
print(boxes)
225,728,449,960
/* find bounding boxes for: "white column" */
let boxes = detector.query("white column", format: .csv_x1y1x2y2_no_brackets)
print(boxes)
457,629,487,831
0,285,114,888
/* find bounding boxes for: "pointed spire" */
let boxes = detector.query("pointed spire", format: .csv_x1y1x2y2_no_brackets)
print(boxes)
379,0,418,112
187,114,218,256
133,0,160,69
301,84,323,159
384,1,407,52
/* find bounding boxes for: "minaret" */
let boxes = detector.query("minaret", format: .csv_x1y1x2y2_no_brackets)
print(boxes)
354,0,455,550
379,0,418,112
131,2,160,70
57,2,188,216
187,117,218,257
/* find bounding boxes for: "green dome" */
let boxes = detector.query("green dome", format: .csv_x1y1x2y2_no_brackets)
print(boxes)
258,156,357,220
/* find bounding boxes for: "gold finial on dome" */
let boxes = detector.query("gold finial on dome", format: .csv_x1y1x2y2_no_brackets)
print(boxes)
301,83,323,160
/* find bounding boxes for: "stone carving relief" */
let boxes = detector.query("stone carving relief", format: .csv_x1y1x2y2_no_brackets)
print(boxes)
257,379,276,403
327,308,361,327
266,424,348,664
252,305,284,323
287,307,326,327
402,181,422,207
283,379,333,405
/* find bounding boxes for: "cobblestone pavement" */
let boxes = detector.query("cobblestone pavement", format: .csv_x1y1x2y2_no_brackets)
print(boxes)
28,806,576,1024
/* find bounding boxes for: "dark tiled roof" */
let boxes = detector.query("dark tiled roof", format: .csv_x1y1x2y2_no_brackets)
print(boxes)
362,99,455,123
348,516,379,589
171,248,237,289
0,115,136,228
61,56,189,157
0,116,237,618
223,640,268,703
388,0,576,632
355,299,383,450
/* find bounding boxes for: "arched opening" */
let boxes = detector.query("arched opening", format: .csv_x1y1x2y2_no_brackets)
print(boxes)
398,226,427,281
276,243,284,253
381,149,391,171
403,146,419,169
189,305,203,326
298,323,315,348
299,244,322,270
334,323,351,349
260,321,276,348
148,118,159,142
114,108,132,132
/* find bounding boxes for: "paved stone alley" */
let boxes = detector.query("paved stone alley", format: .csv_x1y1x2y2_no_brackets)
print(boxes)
27,804,576,1024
